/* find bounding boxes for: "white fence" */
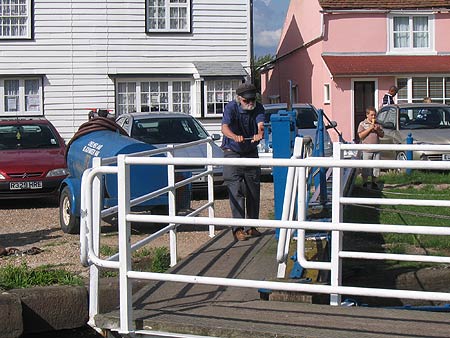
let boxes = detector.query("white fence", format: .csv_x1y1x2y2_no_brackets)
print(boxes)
80,140,450,336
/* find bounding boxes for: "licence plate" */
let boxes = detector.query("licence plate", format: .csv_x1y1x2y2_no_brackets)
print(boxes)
10,181,43,190
443,154,450,161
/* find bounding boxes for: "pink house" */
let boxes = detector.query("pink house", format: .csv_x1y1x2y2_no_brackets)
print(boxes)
260,0,450,141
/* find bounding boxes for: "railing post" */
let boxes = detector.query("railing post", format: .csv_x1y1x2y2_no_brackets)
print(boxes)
167,145,177,267
117,155,133,334
406,133,413,175
330,142,343,306
207,139,215,238
88,157,102,327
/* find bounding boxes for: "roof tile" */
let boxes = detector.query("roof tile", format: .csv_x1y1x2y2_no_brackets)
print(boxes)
319,0,450,9
322,55,450,76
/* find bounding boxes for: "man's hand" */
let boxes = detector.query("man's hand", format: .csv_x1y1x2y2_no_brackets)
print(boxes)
251,133,263,143
233,135,244,143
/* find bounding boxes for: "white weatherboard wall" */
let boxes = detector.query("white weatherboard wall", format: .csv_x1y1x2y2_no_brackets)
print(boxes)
0,0,251,140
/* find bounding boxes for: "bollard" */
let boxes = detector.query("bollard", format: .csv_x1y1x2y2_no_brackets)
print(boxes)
406,133,413,175
270,110,297,238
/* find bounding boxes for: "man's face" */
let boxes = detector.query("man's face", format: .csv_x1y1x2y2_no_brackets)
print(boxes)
389,88,398,96
239,96,256,110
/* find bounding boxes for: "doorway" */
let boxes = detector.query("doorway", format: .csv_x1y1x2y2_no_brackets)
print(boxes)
354,81,375,141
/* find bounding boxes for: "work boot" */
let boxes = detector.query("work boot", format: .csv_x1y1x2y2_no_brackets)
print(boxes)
233,228,249,241
246,227,261,237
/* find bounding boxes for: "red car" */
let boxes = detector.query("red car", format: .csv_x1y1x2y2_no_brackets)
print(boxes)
0,117,68,200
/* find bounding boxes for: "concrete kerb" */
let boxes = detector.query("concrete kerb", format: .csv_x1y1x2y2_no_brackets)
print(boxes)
0,277,146,338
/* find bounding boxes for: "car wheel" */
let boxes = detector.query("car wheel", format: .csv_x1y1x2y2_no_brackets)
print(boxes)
396,151,407,161
59,186,80,234
394,151,408,173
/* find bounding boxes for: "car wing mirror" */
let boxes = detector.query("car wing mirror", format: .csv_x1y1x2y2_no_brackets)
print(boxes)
382,122,395,129
325,121,337,129
211,133,221,141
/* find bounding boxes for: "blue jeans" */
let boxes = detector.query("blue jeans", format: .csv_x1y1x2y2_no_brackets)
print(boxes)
223,149,261,233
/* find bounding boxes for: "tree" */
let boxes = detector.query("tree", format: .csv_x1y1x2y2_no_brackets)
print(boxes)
251,54,275,94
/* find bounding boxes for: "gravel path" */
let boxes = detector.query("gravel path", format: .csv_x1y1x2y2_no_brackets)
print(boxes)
0,182,274,279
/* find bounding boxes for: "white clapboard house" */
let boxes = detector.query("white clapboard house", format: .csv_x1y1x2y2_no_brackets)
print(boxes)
0,0,253,140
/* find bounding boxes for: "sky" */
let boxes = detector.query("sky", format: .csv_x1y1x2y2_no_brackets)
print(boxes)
253,0,291,57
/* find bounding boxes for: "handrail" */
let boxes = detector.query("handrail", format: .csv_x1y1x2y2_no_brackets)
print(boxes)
81,141,450,336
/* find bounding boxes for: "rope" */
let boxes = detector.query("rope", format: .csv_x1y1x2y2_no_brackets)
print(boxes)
65,117,128,160
0,246,43,256
351,203,450,220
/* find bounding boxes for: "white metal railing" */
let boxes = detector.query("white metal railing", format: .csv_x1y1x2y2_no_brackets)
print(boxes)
79,137,218,330
80,140,450,336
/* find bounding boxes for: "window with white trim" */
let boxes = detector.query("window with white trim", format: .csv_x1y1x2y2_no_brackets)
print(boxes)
397,77,450,104
389,14,433,52
146,0,190,33
0,77,42,115
116,79,192,115
205,79,241,117
0,0,31,39
324,83,330,104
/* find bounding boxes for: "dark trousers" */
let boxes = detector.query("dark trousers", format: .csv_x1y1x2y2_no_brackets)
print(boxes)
223,149,261,232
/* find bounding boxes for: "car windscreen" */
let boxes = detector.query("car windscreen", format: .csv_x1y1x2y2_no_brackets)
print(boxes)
295,108,318,129
399,107,450,129
0,124,61,150
132,117,209,144
264,108,318,129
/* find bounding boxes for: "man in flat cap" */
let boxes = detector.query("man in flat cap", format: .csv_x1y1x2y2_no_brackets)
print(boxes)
221,83,265,241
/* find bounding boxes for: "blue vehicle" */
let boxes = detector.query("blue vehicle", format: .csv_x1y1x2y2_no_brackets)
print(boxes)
59,119,174,234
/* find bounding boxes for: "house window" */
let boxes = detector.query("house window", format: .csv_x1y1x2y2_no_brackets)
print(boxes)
397,77,450,104
324,84,330,104
116,79,192,115
0,77,42,115
205,79,241,117
146,0,190,33
0,0,31,39
389,15,432,52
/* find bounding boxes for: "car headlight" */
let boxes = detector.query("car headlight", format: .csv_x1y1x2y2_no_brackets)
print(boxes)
46,168,69,177
0,173,5,180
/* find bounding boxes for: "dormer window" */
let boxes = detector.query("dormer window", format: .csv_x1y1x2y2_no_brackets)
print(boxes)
146,0,191,33
389,14,434,53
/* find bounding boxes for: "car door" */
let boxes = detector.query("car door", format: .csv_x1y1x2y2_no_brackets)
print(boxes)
377,107,398,160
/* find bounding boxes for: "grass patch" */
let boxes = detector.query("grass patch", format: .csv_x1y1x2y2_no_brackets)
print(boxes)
150,247,170,273
100,246,171,277
0,263,83,290
100,244,118,257
347,171,450,255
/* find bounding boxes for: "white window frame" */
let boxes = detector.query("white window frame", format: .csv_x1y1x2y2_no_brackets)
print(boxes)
0,77,43,116
146,0,191,33
116,78,193,116
0,0,31,39
396,76,450,104
204,79,241,118
388,13,435,54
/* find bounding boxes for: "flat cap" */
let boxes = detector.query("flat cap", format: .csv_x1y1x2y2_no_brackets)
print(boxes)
236,83,257,99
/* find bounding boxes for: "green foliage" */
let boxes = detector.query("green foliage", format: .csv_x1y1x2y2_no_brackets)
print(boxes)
133,247,152,259
151,247,170,273
0,263,83,290
100,244,119,257
252,54,275,93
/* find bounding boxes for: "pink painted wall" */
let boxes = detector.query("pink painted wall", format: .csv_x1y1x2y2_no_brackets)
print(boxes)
262,0,324,104
260,2,450,142
435,13,450,51
323,13,387,52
